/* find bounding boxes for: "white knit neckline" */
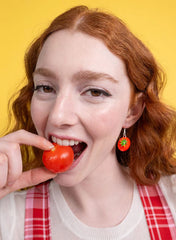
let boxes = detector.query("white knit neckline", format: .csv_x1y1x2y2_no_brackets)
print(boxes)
50,180,144,240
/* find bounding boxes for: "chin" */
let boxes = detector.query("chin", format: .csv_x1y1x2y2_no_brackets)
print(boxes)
53,173,83,187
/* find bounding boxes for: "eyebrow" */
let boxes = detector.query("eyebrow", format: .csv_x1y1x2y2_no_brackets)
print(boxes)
33,68,57,79
73,70,118,84
33,68,118,84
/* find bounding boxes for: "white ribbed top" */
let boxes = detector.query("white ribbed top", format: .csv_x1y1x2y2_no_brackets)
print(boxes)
50,181,150,239
0,175,175,240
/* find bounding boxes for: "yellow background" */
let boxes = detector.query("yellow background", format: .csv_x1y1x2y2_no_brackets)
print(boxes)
1,0,176,134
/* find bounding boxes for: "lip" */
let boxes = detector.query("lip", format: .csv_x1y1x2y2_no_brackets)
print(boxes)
48,133,87,143
47,133,88,171
67,145,87,171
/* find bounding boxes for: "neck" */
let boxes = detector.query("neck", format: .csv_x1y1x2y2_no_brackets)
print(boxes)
60,156,134,227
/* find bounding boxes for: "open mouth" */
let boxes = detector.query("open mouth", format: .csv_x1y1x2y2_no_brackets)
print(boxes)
71,142,87,161
50,136,87,161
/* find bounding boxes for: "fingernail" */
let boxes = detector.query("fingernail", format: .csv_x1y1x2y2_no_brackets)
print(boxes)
44,142,54,150
48,144,54,149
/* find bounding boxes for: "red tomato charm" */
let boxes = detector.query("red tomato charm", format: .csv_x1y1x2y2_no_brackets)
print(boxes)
42,143,74,173
117,137,131,152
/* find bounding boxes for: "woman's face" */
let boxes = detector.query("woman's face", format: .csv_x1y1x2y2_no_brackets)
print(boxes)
31,30,133,186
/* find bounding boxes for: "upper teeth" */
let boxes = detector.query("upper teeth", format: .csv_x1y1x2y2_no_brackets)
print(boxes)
51,136,80,146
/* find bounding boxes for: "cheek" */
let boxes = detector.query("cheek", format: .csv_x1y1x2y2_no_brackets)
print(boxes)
85,103,129,141
30,98,49,136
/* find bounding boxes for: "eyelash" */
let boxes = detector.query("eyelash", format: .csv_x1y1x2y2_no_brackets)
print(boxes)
33,85,54,93
33,85,111,98
84,88,111,97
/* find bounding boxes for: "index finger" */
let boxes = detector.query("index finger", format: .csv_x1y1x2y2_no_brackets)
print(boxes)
2,130,53,150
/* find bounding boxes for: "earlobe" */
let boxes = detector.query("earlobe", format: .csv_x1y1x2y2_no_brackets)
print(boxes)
123,93,145,128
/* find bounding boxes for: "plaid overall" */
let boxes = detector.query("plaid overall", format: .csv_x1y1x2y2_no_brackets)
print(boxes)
24,182,176,239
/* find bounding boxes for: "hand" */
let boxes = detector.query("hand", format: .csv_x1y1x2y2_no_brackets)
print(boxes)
0,130,56,199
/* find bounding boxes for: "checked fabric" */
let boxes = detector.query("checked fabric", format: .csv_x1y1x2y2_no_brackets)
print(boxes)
137,184,176,239
24,181,51,240
24,182,176,239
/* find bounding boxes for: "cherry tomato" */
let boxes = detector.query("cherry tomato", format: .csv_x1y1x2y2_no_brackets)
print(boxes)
118,137,131,152
42,143,74,173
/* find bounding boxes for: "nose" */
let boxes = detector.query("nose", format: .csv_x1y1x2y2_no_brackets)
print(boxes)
48,93,78,128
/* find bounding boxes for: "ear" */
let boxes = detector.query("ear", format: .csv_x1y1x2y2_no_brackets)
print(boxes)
123,93,145,128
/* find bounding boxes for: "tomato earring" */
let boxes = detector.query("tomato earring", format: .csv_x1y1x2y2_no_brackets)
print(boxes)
117,128,131,152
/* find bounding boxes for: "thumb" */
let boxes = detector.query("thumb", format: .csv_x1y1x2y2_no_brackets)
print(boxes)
0,167,56,198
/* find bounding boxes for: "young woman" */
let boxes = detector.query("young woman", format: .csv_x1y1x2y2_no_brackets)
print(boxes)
0,5,176,239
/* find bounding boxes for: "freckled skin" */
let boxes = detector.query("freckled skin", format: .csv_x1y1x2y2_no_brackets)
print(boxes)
31,30,133,186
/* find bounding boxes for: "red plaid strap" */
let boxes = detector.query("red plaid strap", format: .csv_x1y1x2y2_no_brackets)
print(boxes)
138,184,176,239
24,181,51,240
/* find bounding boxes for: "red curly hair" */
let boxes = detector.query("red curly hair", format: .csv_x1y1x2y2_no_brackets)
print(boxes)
6,5,176,185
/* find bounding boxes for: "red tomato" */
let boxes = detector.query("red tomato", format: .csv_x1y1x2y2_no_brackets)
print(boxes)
42,143,74,173
118,137,131,152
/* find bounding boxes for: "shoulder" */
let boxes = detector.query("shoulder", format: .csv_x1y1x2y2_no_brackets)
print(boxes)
0,190,27,240
159,174,176,223
0,189,26,213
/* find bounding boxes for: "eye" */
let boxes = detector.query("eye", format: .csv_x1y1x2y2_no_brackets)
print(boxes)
85,88,111,97
34,85,54,93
